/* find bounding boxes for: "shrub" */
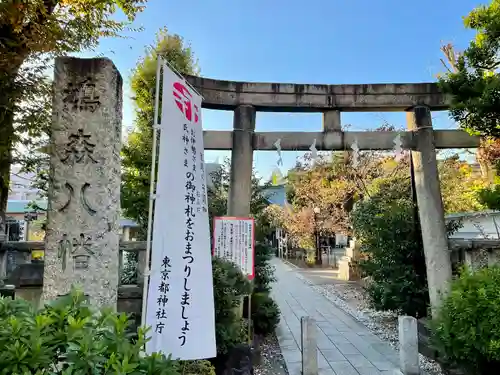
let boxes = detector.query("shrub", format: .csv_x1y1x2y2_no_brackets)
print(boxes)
351,176,429,317
431,266,500,375
253,243,276,293
351,176,461,318
212,257,251,355
0,287,215,374
179,359,216,375
248,243,281,337
251,293,280,336
121,251,139,285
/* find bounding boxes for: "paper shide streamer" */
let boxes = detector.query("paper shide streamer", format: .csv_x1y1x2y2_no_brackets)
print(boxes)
273,138,283,166
351,138,360,168
271,139,283,186
271,168,284,186
393,134,403,161
310,139,318,162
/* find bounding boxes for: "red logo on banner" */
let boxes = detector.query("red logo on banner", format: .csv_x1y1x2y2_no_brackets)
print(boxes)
173,82,199,123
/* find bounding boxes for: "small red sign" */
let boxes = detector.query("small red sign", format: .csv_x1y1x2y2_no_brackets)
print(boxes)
173,82,199,123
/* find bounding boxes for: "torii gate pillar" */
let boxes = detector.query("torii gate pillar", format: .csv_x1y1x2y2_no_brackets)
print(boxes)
227,105,256,217
407,106,452,316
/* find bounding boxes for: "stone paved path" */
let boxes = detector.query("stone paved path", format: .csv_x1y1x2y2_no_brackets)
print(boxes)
271,258,401,375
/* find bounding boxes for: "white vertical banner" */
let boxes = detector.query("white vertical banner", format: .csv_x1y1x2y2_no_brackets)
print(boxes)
145,64,216,359
212,217,255,280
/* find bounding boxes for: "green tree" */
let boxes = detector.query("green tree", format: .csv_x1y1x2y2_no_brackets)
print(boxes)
278,150,400,262
351,174,430,317
351,169,464,317
121,28,199,239
272,148,484,267
0,0,146,239
438,154,487,213
207,158,271,239
438,0,500,137
120,29,198,284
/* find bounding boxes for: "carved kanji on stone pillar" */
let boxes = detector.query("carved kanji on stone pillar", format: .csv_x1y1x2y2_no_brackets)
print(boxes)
42,57,122,308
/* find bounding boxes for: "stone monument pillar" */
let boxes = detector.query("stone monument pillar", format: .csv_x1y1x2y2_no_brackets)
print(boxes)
42,57,122,307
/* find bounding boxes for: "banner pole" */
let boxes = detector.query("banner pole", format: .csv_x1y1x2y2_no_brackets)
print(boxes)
248,288,253,345
248,219,255,345
140,57,163,330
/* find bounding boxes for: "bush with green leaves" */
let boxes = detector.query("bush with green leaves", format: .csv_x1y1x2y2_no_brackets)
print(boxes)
0,288,215,375
351,176,461,317
179,360,216,375
212,257,251,355
351,176,429,317
250,293,280,336
121,251,139,285
431,266,500,375
244,243,281,337
352,196,429,316
253,243,276,294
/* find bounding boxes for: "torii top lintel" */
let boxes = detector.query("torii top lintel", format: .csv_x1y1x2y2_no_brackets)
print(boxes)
184,75,448,112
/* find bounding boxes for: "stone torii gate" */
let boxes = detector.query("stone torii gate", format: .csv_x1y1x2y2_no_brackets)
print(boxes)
186,75,479,315
40,57,478,314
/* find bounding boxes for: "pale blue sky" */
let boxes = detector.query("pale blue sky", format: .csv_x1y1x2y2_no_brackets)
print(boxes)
87,0,481,179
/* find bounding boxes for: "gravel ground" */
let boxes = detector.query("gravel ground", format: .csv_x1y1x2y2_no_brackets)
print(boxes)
254,334,289,375
291,267,444,375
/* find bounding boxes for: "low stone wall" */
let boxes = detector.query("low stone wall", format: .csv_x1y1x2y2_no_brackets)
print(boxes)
417,319,467,375
449,238,500,271
337,238,500,282
3,262,143,320
417,318,439,361
0,240,147,284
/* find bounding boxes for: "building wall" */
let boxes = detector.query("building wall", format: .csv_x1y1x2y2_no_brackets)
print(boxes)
9,165,40,201
447,214,500,239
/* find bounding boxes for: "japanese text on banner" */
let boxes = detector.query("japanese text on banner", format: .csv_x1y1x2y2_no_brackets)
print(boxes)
145,64,216,360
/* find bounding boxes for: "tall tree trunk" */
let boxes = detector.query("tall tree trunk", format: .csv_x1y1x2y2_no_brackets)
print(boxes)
0,12,55,243
0,75,18,243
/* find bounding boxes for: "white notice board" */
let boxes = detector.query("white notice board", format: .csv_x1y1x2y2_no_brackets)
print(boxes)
212,216,255,280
